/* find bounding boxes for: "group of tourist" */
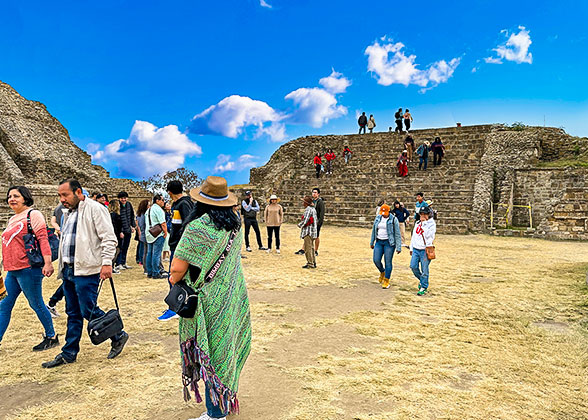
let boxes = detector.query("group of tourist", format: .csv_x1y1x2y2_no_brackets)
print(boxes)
0,176,250,420
397,135,446,177
312,147,353,178
371,192,436,295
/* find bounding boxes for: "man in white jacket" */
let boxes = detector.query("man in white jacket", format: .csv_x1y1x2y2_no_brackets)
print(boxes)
409,206,436,296
42,179,128,368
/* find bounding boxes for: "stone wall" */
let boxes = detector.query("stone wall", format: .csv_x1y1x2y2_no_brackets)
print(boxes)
0,81,151,225
248,124,588,240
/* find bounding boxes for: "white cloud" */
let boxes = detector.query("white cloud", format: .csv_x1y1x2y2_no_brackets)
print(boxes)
92,120,202,178
365,38,460,89
285,87,347,128
319,69,351,94
486,26,533,64
214,153,259,173
189,95,286,142
260,0,272,8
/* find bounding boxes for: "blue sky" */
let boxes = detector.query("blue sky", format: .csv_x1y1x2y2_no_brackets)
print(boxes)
1,0,587,185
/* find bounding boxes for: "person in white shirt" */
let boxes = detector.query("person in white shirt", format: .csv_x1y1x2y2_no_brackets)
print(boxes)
370,204,402,289
409,206,436,296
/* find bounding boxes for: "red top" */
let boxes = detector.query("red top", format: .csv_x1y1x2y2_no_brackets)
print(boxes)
325,152,336,161
313,156,322,165
343,147,352,154
2,209,51,271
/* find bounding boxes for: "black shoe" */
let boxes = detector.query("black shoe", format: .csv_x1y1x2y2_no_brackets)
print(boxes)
152,274,166,279
108,331,129,359
295,249,305,255
42,353,74,368
259,247,268,251
33,335,59,352
302,264,316,269
315,251,319,256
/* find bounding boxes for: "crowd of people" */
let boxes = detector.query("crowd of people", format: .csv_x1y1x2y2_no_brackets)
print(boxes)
312,147,353,178
0,172,436,420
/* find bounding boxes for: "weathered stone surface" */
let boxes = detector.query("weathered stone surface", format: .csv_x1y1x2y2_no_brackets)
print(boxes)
0,81,150,223
248,124,588,239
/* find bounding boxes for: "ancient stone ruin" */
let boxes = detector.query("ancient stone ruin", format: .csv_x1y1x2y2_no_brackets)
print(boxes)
0,81,150,223
242,124,588,240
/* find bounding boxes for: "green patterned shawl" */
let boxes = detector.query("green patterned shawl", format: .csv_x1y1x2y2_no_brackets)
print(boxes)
174,213,251,414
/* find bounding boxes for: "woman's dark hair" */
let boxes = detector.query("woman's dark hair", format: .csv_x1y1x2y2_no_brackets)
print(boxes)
183,201,241,232
394,200,401,207
152,194,163,204
137,199,149,216
6,186,34,206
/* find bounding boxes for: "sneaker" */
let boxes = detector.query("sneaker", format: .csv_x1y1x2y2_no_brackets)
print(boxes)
294,249,304,255
42,353,74,368
259,247,268,251
46,304,60,318
315,251,319,256
158,309,180,321
33,335,60,352
115,265,125,271
266,249,271,253
276,249,280,254
122,264,132,269
417,287,428,296
107,331,129,359
302,264,317,269
382,278,390,289
112,267,121,274
246,247,252,252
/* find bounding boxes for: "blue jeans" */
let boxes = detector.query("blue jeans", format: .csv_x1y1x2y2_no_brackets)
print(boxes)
146,236,165,276
373,239,395,279
410,248,430,289
0,267,55,342
206,383,228,418
60,265,123,361
419,157,428,170
136,240,144,264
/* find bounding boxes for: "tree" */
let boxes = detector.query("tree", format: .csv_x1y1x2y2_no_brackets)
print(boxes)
137,167,202,197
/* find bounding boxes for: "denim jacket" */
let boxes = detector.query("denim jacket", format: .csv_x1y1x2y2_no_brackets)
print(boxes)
370,214,402,251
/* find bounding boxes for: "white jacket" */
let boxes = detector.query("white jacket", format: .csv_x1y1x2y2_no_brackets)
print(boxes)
57,198,117,278
410,219,436,251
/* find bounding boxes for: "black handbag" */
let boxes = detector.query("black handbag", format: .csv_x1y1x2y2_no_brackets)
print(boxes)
164,229,238,318
87,277,124,345
23,210,60,267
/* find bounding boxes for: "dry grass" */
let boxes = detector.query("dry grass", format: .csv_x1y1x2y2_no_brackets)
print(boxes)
1,224,587,420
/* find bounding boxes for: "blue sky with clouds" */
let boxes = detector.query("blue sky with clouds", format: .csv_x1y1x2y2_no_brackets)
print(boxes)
1,0,587,185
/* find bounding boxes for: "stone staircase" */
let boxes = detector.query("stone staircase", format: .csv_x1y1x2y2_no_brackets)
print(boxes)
249,125,495,234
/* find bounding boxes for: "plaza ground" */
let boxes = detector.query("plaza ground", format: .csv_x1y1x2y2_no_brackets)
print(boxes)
1,224,587,420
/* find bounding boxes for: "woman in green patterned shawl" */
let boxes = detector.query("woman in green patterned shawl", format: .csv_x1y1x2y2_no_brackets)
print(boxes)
169,176,251,420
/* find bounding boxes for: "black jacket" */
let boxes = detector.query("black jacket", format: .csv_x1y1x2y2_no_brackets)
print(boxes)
314,197,325,226
119,202,136,233
169,196,195,253
110,212,122,238
358,115,367,126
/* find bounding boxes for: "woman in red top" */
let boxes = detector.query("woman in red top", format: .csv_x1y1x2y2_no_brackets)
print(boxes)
324,149,336,175
313,153,323,179
0,186,58,351
397,150,409,177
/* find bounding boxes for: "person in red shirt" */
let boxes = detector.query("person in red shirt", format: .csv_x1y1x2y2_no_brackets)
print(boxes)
397,150,409,177
0,186,58,352
343,145,353,164
313,153,323,179
324,149,336,175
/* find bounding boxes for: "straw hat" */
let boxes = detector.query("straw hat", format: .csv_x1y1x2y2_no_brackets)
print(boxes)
189,176,237,207
268,194,280,203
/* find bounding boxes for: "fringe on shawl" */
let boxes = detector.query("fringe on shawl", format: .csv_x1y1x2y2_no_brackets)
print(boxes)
180,337,241,415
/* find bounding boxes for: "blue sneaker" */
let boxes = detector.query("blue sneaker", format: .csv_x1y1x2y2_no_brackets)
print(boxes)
157,309,179,321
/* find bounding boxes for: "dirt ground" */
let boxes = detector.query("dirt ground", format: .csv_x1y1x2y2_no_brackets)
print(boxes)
1,224,587,420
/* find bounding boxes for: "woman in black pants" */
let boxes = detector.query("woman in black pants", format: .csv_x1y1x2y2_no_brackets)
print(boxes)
264,195,283,254
431,136,445,166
